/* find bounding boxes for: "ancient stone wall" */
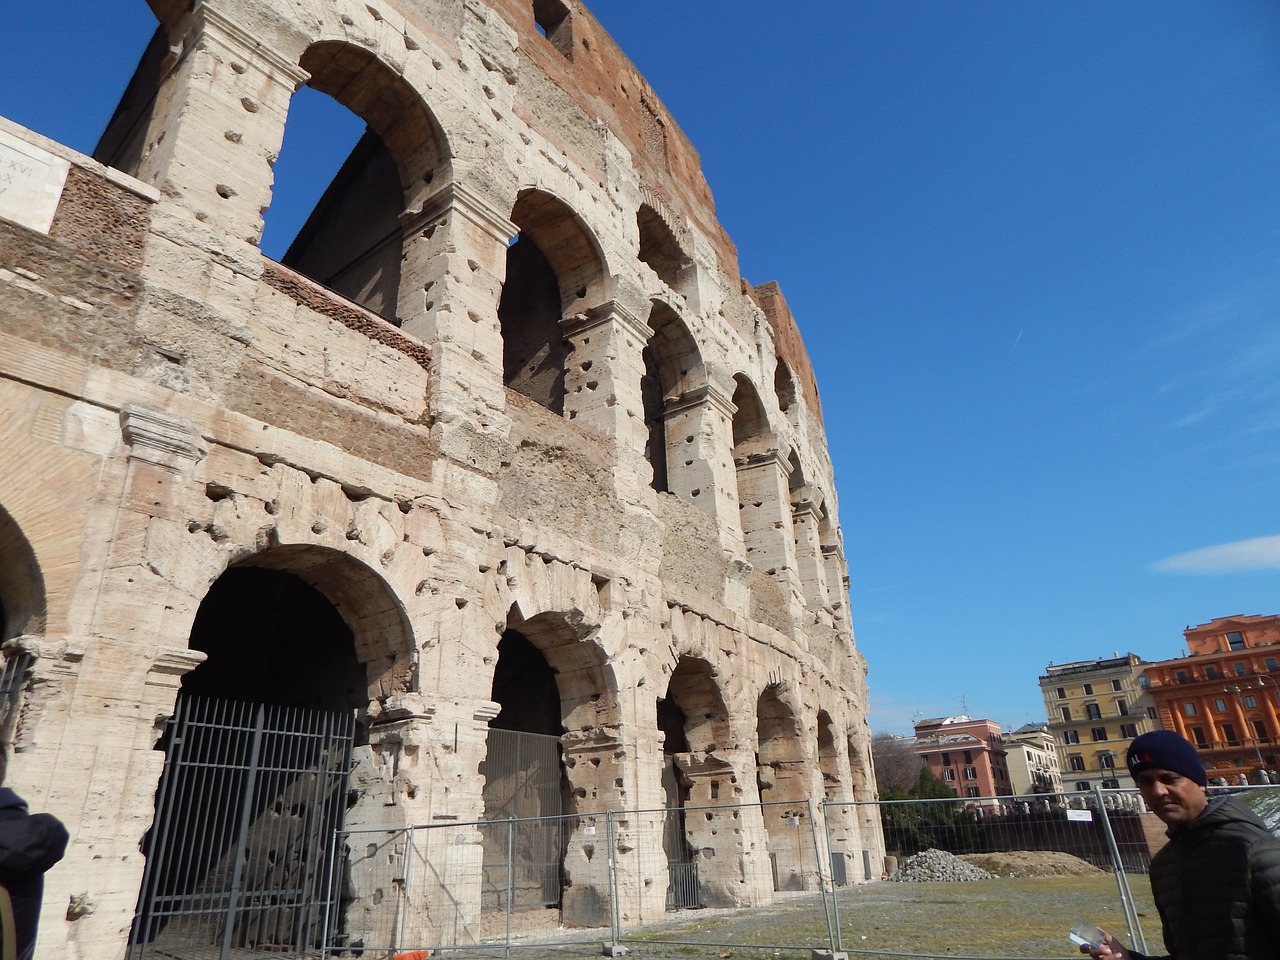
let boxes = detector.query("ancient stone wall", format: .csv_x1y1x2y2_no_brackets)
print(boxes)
0,1,881,957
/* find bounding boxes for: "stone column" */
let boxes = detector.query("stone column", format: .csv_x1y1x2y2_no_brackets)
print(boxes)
399,182,516,475
663,386,744,554
791,500,829,611
735,451,800,587
133,6,307,245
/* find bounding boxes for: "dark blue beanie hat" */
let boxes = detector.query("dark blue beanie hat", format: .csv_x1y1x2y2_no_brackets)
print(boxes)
1126,730,1207,786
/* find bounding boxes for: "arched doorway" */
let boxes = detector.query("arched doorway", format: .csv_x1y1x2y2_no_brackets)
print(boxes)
756,685,813,891
131,548,411,960
0,504,44,783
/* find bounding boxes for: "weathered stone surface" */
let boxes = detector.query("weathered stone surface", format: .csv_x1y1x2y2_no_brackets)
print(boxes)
0,3,881,958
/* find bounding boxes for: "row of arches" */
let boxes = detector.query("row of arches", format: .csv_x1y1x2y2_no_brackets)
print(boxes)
92,8,847,615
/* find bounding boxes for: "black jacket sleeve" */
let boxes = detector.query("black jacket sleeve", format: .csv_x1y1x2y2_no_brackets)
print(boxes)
0,813,69,881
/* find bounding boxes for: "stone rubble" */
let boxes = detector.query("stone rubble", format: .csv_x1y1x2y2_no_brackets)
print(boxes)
887,848,997,882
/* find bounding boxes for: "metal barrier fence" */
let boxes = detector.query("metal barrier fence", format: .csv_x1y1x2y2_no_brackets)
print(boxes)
323,786,1280,959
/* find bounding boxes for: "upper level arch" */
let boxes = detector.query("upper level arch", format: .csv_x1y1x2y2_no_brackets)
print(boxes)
0,505,45,640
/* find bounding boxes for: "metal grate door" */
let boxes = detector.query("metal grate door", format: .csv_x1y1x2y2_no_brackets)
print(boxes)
129,695,355,960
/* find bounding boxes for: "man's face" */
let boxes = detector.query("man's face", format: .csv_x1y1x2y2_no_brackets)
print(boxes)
1135,768,1208,828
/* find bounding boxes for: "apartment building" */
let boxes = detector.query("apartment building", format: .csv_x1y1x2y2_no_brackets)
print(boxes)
1039,654,1156,790
913,716,1012,798
1143,614,1280,782
1004,722,1064,795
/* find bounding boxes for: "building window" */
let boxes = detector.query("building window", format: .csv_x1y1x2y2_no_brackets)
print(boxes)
1116,698,1128,715
966,786,980,797
941,752,951,765
1228,631,1245,650
1235,662,1248,676
1222,722,1238,745
1147,707,1158,719
1098,753,1115,768
1063,729,1080,744
1245,695,1258,709
1191,725,1207,747
1069,755,1085,772
1214,698,1228,713
1091,727,1107,742
963,750,973,764
1056,686,1066,699
1101,778,1120,789
943,767,955,781
1206,666,1218,679
1060,705,1072,722
1111,679,1122,691
532,0,574,58
1266,657,1277,672
1184,702,1198,716
1176,670,1189,683
1083,683,1094,695
1253,719,1268,743
1139,675,1149,688
964,766,977,780
1085,703,1102,720
1076,780,1091,791
1120,723,1138,739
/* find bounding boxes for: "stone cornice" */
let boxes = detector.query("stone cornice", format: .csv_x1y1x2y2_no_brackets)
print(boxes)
120,405,206,470
665,383,734,420
561,299,647,342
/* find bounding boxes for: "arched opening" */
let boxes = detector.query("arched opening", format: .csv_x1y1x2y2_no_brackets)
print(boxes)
642,304,703,495
659,656,738,908
480,608,615,927
637,203,690,292
0,505,45,641
817,711,854,885
773,360,797,418
131,548,412,960
261,44,451,324
732,376,785,572
0,505,44,785
756,685,811,891
500,191,606,414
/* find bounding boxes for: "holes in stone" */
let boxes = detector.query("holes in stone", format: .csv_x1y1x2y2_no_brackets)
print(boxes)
205,483,233,502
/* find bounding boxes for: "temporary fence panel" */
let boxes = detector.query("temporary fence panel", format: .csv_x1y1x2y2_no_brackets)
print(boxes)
129,695,354,960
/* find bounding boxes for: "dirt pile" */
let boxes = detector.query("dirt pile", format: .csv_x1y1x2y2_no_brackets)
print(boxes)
959,850,1104,877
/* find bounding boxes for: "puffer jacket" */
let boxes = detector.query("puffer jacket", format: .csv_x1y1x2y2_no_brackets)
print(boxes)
1140,795,1280,960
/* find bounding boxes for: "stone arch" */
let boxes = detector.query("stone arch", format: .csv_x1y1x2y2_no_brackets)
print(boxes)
482,606,617,926
500,190,609,413
774,359,797,420
817,710,856,884
731,375,772,459
183,543,414,722
642,303,707,494
637,202,692,296
271,42,454,322
733,377,794,578
755,684,812,890
0,504,46,641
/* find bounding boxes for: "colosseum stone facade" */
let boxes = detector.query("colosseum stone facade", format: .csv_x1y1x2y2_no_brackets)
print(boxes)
0,1,881,958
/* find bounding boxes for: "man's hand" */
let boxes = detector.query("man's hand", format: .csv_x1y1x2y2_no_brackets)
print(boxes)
1079,928,1131,960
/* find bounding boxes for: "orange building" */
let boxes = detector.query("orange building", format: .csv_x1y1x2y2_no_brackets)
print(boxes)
912,716,1012,798
1143,614,1280,782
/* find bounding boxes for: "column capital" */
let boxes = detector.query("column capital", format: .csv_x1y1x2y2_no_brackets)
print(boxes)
120,405,206,470
666,383,734,420
188,5,311,89
562,299,647,342
406,181,517,245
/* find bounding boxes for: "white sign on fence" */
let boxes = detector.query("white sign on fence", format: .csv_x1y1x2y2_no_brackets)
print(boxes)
1066,809,1094,822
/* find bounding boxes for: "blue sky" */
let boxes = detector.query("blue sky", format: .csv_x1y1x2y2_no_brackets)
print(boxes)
3,2,1279,735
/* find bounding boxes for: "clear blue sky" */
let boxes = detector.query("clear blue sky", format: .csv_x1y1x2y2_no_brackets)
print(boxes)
3,2,1279,735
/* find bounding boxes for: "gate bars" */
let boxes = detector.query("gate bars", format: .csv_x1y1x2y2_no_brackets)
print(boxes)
129,695,355,960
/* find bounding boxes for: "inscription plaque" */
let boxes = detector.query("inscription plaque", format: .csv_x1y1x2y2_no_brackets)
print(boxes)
0,128,71,234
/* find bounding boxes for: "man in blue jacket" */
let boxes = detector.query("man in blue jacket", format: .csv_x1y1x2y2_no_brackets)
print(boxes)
1082,730,1280,960
0,788,67,960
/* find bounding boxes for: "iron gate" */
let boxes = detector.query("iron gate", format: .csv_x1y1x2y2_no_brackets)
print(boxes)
129,695,355,960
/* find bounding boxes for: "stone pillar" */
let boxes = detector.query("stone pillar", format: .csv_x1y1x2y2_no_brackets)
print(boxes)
791,500,829,611
663,386,744,554
399,182,516,474
735,451,799,585
134,6,307,245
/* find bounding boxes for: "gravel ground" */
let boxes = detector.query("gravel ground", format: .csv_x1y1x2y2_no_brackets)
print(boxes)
437,873,1157,960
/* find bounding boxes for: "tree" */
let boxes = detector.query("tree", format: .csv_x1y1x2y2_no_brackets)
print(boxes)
870,732,925,798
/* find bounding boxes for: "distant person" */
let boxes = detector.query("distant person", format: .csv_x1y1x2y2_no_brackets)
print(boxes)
1080,730,1280,960
0,788,68,960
